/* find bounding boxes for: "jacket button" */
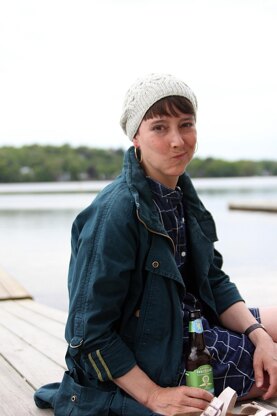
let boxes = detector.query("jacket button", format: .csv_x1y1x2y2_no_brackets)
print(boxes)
152,260,159,268
71,394,77,402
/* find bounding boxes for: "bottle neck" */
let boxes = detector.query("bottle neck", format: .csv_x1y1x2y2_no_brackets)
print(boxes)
188,317,206,350
189,331,206,350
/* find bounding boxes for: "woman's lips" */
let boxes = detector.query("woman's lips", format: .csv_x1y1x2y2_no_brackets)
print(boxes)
172,152,187,159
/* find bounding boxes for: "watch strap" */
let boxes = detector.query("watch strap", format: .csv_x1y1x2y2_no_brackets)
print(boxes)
244,323,267,337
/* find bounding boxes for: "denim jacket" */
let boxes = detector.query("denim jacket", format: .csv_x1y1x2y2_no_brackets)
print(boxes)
34,147,243,416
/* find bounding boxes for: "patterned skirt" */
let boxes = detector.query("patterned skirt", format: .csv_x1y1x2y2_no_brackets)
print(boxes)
179,293,260,397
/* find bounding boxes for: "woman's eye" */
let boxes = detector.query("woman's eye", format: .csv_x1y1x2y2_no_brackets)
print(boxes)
181,122,193,128
152,125,166,131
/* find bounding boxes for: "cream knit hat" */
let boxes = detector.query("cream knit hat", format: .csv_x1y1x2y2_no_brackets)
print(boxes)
120,73,197,140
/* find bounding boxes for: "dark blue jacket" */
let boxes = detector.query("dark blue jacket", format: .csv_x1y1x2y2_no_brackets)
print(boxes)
34,147,243,415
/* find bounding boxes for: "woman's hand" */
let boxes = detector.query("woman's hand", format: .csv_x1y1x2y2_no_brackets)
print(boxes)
147,385,213,416
114,365,213,416
251,330,277,399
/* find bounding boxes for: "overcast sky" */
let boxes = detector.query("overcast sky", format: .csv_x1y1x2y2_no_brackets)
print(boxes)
0,0,276,160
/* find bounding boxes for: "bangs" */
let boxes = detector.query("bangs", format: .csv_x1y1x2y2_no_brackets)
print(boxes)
143,96,195,121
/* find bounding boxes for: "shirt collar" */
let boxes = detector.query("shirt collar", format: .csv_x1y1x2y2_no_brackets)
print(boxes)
146,176,183,205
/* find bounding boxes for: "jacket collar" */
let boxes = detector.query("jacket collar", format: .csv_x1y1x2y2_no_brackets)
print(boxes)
122,146,208,231
123,147,164,233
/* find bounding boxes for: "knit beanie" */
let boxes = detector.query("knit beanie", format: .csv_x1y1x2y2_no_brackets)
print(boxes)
120,73,198,140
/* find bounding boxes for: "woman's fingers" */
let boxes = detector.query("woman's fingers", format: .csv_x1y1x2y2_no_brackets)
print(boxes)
150,385,213,416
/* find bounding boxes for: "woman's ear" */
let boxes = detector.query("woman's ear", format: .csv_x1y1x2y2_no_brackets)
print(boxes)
133,135,139,148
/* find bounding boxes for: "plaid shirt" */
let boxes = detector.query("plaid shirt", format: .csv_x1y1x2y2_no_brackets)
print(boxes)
146,178,258,397
146,177,187,269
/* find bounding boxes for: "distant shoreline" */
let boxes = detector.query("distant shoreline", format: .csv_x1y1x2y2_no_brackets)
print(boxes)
1,176,277,195
1,145,277,183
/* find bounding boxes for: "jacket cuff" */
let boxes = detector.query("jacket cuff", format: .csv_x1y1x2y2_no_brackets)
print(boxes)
87,338,137,382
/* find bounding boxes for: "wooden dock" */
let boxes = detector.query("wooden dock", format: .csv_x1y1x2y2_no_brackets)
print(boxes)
1,267,277,415
0,267,67,415
229,202,277,213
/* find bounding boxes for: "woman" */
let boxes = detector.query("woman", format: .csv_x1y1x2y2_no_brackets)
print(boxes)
35,73,277,416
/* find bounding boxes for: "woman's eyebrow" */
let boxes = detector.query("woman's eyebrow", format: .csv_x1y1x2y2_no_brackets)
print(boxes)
148,118,167,125
180,115,194,121
149,115,194,124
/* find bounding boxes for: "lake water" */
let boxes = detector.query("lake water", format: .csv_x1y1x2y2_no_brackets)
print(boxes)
0,177,277,311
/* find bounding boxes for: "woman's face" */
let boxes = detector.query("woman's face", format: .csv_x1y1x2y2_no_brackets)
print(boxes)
133,113,197,189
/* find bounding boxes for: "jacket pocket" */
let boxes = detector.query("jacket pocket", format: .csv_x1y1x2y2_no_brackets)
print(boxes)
54,370,113,416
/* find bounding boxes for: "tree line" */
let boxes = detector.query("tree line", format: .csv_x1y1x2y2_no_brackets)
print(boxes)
0,144,277,183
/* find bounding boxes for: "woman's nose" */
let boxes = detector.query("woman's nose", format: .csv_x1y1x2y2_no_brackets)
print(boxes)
170,129,184,147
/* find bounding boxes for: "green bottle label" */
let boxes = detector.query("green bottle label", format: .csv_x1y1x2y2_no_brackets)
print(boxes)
189,318,203,333
185,364,214,393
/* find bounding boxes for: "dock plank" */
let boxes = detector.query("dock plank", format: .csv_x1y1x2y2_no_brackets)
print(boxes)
17,298,67,324
1,300,66,340
0,304,66,366
0,323,65,388
0,268,67,414
0,267,32,300
0,355,53,415
0,298,67,415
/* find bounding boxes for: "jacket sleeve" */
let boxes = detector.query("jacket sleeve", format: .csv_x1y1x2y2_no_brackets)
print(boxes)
66,187,140,382
206,248,244,315
189,208,244,317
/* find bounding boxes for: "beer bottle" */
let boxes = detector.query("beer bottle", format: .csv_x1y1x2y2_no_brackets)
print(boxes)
185,309,214,394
